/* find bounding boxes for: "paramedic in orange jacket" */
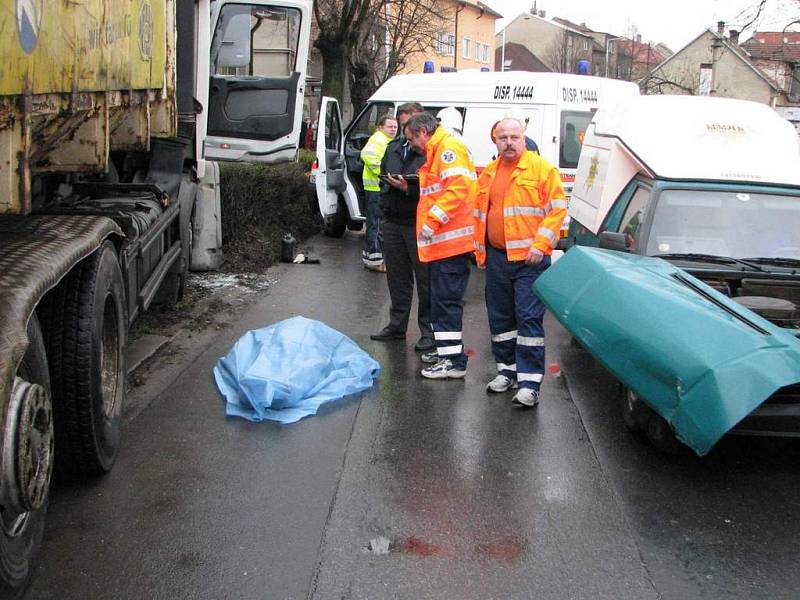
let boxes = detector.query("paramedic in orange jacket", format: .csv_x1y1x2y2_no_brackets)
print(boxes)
403,112,477,380
475,118,567,407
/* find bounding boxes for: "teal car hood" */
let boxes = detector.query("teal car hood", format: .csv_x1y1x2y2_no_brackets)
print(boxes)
534,246,800,455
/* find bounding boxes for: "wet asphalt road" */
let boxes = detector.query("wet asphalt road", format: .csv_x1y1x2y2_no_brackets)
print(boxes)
27,232,800,599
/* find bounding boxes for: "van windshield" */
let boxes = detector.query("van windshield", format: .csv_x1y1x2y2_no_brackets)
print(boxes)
647,189,800,260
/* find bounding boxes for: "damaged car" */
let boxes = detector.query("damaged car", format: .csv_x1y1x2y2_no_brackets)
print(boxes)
535,95,800,456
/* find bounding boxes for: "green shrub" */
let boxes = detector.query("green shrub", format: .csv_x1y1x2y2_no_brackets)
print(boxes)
296,149,315,171
219,162,321,271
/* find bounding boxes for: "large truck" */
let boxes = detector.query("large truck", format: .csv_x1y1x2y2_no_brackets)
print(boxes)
0,0,311,595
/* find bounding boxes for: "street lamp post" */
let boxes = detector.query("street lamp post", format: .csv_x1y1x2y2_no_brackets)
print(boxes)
605,36,623,78
501,27,506,72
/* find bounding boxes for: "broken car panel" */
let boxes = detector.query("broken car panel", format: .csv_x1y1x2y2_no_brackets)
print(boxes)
540,95,800,455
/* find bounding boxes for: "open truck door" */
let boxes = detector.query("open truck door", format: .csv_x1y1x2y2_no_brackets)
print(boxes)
205,0,311,163
313,97,361,237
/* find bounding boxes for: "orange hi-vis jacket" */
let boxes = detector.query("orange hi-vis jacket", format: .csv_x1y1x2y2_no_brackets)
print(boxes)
474,150,567,266
416,127,478,263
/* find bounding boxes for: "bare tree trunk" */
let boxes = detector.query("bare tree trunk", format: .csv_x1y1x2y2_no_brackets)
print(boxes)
349,61,378,114
317,37,348,104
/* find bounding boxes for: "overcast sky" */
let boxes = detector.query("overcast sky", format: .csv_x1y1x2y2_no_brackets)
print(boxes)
484,0,800,51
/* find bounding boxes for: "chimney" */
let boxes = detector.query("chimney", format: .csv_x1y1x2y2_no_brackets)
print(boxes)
717,21,725,34
539,10,546,18
636,33,641,43
729,29,739,44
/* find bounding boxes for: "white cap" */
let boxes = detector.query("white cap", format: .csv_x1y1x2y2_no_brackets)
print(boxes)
437,107,463,134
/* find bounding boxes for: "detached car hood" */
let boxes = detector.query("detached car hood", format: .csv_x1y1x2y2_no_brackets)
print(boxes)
534,246,800,455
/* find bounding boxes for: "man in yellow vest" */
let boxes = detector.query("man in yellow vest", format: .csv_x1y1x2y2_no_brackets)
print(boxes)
360,115,397,272
474,117,567,406
404,112,477,379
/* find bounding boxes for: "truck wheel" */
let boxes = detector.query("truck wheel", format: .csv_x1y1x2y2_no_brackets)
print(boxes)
0,315,53,598
323,198,348,238
48,242,127,476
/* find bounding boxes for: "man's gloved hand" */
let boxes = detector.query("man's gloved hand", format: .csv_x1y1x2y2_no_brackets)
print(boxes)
420,223,434,241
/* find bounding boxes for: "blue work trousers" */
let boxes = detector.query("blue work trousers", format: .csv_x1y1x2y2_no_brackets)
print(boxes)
429,253,471,370
362,191,384,267
485,245,550,390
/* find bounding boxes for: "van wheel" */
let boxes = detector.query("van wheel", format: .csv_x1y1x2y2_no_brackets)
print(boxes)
0,314,53,598
323,198,348,238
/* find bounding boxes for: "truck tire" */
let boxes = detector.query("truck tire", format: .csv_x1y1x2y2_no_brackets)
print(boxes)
0,315,52,599
323,198,348,238
47,242,127,476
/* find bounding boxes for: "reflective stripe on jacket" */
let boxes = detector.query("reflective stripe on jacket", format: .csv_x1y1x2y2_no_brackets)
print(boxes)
416,128,478,263
474,150,567,266
361,130,393,192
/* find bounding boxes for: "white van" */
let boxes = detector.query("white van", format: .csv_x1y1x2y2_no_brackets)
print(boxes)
310,71,639,236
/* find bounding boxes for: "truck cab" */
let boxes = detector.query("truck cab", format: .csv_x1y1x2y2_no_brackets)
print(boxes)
0,1,311,595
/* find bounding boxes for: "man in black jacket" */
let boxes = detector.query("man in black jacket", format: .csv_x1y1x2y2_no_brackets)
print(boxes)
369,102,434,352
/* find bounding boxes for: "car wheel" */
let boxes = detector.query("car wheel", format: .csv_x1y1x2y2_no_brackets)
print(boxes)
621,387,651,432
646,411,682,454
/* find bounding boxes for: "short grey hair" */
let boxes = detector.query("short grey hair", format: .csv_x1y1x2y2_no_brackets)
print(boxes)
404,112,439,137
497,117,525,132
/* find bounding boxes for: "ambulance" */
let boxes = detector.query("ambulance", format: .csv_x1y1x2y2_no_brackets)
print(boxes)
310,71,640,237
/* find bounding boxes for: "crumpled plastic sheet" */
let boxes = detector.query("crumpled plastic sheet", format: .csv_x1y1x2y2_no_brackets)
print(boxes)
214,316,381,424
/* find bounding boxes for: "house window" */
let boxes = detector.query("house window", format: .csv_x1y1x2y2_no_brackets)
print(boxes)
583,39,589,50
436,31,456,56
463,37,471,59
476,42,489,63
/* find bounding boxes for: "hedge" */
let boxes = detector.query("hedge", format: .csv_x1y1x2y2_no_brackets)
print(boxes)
219,160,321,271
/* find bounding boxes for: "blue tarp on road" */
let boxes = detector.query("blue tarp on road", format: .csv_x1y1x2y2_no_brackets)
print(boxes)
214,316,381,424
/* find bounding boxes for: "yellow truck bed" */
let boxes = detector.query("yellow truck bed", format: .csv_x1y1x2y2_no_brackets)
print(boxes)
0,0,176,214
0,0,167,95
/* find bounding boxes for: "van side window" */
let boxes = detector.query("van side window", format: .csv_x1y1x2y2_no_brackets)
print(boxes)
618,187,651,248
559,111,592,169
